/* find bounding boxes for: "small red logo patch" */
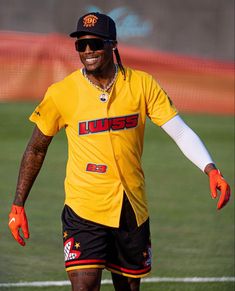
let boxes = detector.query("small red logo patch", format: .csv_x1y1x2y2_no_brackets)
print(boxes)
86,163,107,174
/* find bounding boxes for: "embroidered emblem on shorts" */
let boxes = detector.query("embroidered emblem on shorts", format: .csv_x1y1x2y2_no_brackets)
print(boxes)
64,237,81,261
63,231,68,239
143,245,152,267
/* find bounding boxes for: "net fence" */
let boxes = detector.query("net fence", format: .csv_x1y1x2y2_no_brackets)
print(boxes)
0,31,234,115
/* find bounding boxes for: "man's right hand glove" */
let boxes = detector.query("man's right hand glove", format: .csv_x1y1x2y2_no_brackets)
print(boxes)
9,205,29,246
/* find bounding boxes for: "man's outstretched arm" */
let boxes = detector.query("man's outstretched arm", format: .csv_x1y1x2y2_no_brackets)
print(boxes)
9,126,53,246
161,115,231,210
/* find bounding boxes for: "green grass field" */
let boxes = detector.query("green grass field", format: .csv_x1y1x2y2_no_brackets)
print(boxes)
0,102,234,291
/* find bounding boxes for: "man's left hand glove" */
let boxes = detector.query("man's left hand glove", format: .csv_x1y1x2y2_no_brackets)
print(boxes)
208,169,231,210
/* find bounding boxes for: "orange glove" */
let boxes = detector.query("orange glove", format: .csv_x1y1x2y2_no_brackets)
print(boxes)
9,205,29,246
208,169,231,210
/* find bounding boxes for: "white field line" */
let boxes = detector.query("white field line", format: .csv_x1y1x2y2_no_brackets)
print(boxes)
0,277,234,287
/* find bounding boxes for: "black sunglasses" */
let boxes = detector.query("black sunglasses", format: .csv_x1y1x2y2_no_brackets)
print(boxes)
75,38,114,52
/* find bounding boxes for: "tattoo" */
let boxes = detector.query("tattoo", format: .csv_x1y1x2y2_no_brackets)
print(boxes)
69,269,102,290
70,271,98,278
13,126,53,206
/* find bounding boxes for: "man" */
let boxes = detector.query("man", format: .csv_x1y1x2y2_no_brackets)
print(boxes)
9,12,231,291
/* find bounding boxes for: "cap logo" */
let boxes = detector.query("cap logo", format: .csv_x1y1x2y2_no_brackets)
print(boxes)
83,14,98,27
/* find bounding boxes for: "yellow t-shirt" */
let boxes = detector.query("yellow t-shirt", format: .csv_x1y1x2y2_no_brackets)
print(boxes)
29,67,178,227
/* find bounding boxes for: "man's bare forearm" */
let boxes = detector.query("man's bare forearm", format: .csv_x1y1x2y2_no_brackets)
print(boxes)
13,126,53,206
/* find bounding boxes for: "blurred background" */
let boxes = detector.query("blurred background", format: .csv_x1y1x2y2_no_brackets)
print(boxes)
0,0,234,113
0,1,234,290
1,0,234,59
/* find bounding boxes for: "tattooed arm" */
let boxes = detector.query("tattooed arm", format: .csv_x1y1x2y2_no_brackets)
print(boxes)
13,126,53,206
9,126,53,246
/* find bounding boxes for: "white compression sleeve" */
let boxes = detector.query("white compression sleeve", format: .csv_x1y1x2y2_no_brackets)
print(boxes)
161,115,214,171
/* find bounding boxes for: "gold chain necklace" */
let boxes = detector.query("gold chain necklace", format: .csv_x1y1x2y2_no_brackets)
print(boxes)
83,65,118,103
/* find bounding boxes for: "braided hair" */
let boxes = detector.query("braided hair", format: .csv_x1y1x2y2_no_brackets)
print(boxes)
113,47,126,80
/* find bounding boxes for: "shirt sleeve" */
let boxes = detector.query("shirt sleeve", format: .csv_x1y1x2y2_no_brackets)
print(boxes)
146,76,178,126
29,86,65,136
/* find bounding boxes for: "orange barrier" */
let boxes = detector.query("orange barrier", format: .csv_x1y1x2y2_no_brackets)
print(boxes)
0,31,234,115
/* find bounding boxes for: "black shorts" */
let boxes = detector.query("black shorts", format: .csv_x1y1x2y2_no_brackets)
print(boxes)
62,194,151,278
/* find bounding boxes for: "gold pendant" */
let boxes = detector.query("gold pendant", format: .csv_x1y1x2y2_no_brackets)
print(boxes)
99,93,108,103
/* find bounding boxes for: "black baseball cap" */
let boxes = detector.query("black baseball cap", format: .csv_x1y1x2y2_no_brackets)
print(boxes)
70,12,117,40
